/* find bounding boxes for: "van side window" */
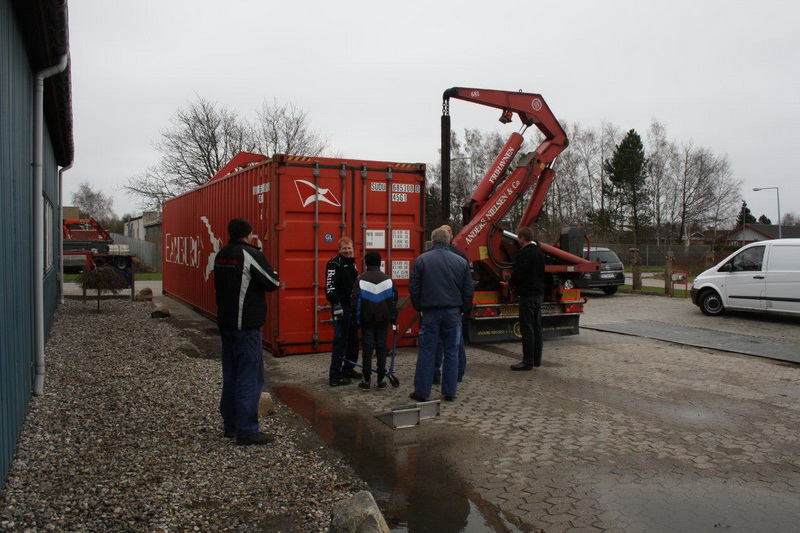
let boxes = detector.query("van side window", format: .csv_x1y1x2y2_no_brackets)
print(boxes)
730,246,765,272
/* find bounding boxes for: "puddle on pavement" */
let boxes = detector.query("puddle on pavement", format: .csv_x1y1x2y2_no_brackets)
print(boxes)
273,385,531,533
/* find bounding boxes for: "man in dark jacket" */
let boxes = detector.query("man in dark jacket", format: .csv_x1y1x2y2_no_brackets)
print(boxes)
214,218,280,446
408,227,474,402
326,236,362,386
509,226,546,370
433,225,470,385
351,251,398,391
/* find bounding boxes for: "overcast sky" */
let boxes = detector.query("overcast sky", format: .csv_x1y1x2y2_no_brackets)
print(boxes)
66,0,799,224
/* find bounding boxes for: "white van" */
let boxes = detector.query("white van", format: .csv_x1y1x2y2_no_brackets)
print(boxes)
691,239,800,316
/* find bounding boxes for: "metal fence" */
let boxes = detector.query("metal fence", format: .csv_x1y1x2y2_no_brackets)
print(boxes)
110,233,162,272
595,244,713,272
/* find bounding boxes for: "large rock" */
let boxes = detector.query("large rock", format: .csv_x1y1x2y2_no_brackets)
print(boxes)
330,491,390,533
258,392,276,416
134,287,153,302
151,305,171,318
177,342,202,359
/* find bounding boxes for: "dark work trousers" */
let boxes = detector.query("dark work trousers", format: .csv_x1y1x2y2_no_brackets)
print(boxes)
360,323,388,382
330,306,359,379
413,308,461,399
219,328,265,438
519,295,544,367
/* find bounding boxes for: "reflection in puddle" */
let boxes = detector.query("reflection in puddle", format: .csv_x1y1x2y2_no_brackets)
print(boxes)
273,386,529,533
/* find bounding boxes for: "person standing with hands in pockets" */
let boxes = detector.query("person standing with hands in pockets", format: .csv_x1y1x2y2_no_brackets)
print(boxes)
351,251,398,391
509,226,546,371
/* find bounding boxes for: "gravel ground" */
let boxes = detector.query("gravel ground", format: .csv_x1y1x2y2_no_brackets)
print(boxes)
0,299,366,532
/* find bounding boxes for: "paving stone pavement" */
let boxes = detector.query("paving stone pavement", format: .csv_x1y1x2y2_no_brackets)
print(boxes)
268,293,800,531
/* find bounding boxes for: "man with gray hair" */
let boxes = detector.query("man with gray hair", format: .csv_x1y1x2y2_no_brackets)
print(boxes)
433,225,469,385
408,227,474,402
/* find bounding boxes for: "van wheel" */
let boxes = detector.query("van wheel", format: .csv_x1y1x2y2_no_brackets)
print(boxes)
700,290,725,316
602,286,618,295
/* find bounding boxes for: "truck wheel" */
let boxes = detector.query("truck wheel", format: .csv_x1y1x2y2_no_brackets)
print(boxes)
602,286,618,295
699,290,725,316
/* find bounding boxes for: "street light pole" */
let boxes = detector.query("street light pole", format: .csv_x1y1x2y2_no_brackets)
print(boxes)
752,187,781,239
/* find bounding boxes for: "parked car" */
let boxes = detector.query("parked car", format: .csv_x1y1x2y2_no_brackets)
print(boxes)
691,239,800,317
575,247,625,295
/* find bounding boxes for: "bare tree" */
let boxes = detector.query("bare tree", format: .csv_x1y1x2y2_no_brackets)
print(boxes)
782,212,800,226
125,96,255,210
71,181,115,223
253,98,328,156
646,120,676,244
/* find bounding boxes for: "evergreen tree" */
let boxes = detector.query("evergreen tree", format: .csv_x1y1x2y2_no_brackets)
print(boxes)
757,214,772,225
603,129,649,246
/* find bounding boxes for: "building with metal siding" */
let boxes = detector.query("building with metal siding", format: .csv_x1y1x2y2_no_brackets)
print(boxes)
1,0,73,486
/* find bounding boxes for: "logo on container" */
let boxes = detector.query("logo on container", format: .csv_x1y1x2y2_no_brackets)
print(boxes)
294,180,342,208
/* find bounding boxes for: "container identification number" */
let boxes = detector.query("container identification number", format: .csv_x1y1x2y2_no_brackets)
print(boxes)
370,183,420,194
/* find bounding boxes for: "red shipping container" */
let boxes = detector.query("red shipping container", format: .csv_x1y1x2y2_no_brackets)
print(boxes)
162,153,426,356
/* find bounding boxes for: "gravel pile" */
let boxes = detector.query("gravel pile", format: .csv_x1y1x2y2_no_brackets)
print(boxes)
0,299,366,532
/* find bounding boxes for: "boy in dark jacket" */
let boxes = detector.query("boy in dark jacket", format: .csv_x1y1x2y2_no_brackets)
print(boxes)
350,251,398,391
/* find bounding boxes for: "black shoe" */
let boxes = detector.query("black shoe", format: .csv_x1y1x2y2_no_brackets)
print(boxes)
377,381,387,391
344,369,362,379
358,380,371,391
457,375,463,383
511,362,534,371
236,432,275,446
409,392,428,402
329,377,352,387
224,430,236,439
444,395,456,402
432,377,441,385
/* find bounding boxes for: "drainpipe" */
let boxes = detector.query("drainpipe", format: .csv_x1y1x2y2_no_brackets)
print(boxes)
58,162,73,305
34,54,69,397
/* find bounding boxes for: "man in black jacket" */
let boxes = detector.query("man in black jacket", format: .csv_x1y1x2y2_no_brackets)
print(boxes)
214,218,280,445
509,226,545,370
326,236,362,386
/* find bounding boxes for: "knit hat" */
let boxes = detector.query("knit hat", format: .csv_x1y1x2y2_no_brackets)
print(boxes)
365,251,381,267
228,218,252,240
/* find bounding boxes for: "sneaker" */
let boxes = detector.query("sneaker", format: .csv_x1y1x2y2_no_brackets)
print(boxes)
344,369,363,379
329,377,352,387
236,432,275,446
409,392,428,402
358,380,371,391
444,395,457,402
377,381,387,391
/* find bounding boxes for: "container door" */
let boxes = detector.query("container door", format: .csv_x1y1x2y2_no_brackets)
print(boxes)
273,160,352,353
353,164,426,327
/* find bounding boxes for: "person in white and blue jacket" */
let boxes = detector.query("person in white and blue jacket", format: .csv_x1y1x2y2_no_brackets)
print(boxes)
350,251,398,391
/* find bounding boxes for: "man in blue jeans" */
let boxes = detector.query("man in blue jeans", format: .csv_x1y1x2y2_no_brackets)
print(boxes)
432,225,469,385
408,227,474,402
214,218,280,445
509,226,545,370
